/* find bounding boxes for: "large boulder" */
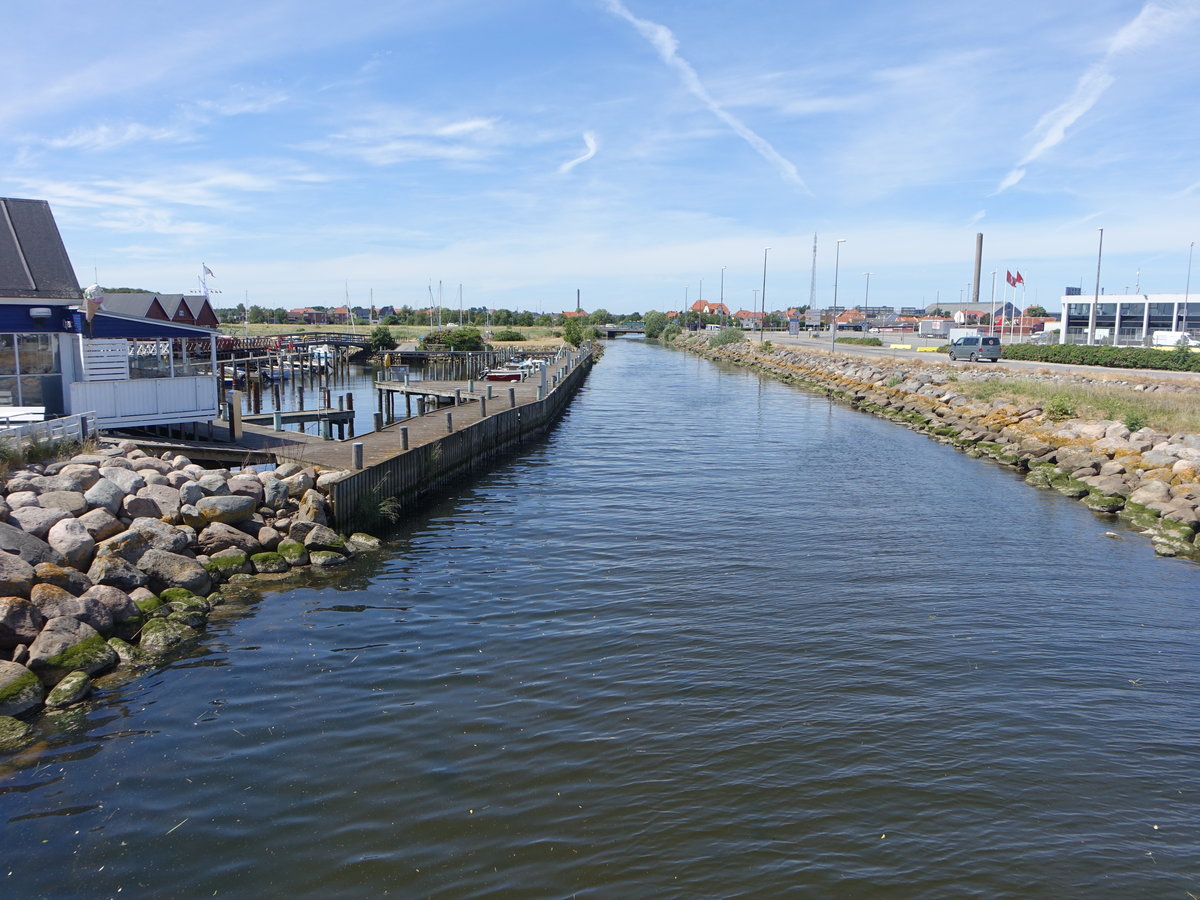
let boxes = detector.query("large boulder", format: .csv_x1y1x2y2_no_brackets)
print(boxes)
197,522,262,556
31,582,113,633
8,505,71,540
98,466,145,495
80,584,141,625
45,670,92,709
0,521,65,566
0,551,34,598
47,518,96,571
137,484,182,522
195,495,257,525
0,660,44,716
87,554,149,592
261,477,289,511
0,597,44,650
128,518,191,554
57,464,102,490
295,489,330,526
26,617,118,686
84,477,126,515
302,524,347,554
281,471,315,498
227,475,264,505
33,562,93,597
179,481,204,507
96,529,152,566
77,508,125,542
137,549,213,596
6,491,40,508
38,490,88,517
133,457,174,476
197,474,231,496
139,618,200,655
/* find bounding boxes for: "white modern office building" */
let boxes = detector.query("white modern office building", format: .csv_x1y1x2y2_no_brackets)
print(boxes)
1058,291,1200,345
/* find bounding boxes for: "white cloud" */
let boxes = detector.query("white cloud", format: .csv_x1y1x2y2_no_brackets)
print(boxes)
305,108,502,165
996,1,1200,193
558,132,598,174
601,0,809,193
46,122,196,151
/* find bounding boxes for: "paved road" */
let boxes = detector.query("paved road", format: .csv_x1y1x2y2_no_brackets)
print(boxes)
761,332,1200,388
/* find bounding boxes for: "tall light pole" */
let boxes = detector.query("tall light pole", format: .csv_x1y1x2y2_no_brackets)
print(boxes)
1184,241,1194,332
720,266,726,323
831,239,846,349
863,272,872,331
990,270,997,336
760,248,771,343
1088,228,1103,345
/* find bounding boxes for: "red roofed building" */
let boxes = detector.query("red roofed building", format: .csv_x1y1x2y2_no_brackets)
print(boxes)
690,299,730,317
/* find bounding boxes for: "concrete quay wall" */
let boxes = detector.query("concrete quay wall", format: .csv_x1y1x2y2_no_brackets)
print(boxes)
328,347,595,534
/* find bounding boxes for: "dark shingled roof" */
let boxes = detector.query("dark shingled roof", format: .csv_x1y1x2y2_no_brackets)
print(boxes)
0,197,82,300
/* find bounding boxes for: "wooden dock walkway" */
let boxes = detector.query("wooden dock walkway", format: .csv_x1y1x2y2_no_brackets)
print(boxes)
269,378,546,470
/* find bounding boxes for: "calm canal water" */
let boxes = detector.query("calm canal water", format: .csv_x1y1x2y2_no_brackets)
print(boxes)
4,339,1199,898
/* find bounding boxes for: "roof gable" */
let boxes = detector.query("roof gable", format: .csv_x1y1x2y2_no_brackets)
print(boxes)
0,198,82,300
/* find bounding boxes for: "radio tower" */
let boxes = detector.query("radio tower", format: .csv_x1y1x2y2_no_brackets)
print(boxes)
809,232,818,309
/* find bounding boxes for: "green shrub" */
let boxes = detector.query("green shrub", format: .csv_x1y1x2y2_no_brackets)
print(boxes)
1123,412,1148,432
661,323,682,341
708,327,745,348
1044,394,1077,421
491,329,525,342
421,327,485,351
368,324,397,353
1000,342,1200,372
643,311,667,339
835,336,883,346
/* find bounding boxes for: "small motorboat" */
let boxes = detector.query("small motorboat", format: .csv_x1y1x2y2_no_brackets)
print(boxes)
482,368,523,382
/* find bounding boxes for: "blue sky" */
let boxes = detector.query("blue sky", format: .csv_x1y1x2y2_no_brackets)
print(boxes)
6,0,1200,315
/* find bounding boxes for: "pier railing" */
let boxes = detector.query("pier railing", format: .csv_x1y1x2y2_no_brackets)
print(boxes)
328,345,594,533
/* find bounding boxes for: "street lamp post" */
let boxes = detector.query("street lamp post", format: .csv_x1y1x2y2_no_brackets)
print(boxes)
760,248,770,343
990,270,997,336
1184,241,1194,332
720,266,726,324
1088,228,1103,345
830,239,846,349
863,272,872,331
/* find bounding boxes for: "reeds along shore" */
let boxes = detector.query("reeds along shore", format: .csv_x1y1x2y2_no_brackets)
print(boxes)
675,334,1200,564
0,441,381,744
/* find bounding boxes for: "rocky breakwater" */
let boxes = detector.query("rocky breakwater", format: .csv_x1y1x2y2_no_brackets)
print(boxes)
0,441,383,749
679,335,1200,566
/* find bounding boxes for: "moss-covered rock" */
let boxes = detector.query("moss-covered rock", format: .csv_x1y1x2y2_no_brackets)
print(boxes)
45,670,92,708
134,593,163,615
0,715,34,750
309,550,347,568
347,533,383,553
1117,501,1161,531
202,551,253,583
250,552,290,574
29,625,118,687
1082,491,1126,513
166,608,207,629
139,618,200,655
160,587,207,607
0,661,43,717
276,541,309,566
1049,473,1090,498
106,636,144,665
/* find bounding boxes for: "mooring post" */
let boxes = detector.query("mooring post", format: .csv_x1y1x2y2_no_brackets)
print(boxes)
508,387,516,408
353,442,364,470
273,411,283,431
454,388,461,405
400,426,409,451
486,384,493,399
321,417,331,440
480,397,488,417
467,379,474,393
537,386,544,401
374,411,383,432
445,411,453,433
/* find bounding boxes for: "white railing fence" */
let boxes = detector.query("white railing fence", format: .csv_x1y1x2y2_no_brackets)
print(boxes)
0,411,99,449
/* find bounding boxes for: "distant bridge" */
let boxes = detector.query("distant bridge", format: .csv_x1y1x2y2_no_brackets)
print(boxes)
599,322,644,339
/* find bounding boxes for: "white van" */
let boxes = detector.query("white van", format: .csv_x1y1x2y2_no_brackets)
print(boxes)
1151,331,1200,348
